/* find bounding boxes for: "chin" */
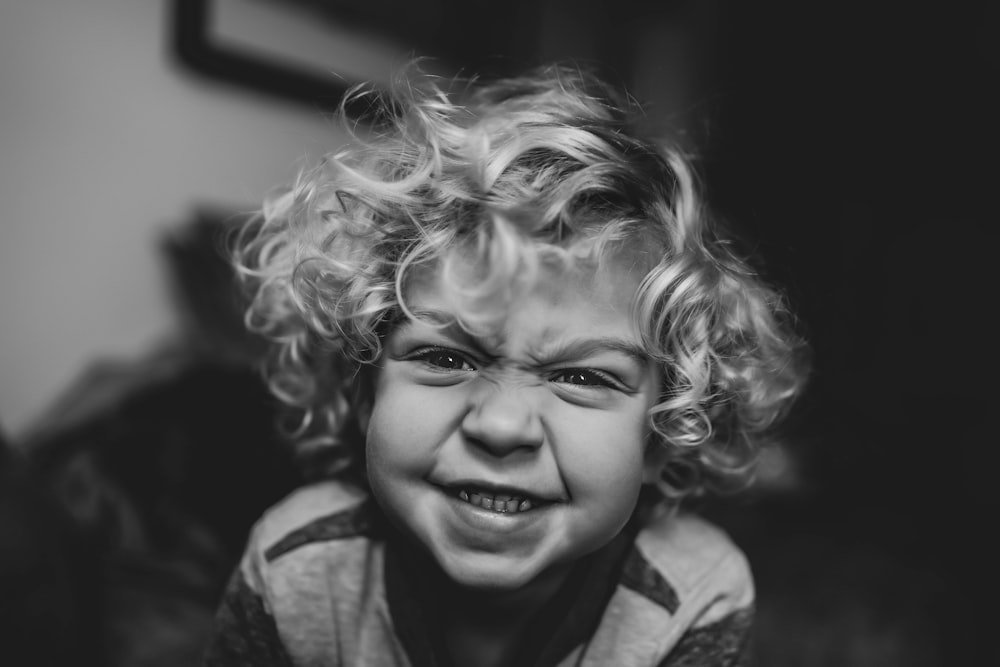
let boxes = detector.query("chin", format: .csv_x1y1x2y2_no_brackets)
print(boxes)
437,551,543,592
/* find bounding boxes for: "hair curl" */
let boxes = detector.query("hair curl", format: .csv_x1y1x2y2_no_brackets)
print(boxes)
232,62,808,497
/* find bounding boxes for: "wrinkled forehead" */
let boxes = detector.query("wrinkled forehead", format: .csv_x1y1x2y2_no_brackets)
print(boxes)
397,238,653,339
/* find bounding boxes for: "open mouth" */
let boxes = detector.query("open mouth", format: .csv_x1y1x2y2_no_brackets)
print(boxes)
450,486,549,514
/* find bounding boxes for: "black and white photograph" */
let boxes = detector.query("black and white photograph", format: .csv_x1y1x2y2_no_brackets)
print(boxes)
2,1,996,665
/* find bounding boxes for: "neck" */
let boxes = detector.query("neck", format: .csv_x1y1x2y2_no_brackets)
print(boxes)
439,564,575,667
446,561,572,620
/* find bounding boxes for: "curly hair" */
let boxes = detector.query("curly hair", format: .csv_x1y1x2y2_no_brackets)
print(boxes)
232,63,808,498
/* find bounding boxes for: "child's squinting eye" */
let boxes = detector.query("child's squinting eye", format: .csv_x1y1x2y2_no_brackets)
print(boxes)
412,348,476,372
551,369,620,389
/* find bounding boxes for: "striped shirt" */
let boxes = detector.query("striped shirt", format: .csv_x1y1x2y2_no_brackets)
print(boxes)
204,481,754,666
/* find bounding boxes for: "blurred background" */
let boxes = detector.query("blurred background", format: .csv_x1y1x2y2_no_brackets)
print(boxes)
1,0,996,664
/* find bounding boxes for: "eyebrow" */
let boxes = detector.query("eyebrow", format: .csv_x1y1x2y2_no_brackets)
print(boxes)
400,308,650,368
391,309,484,349
529,337,651,369
406,309,461,328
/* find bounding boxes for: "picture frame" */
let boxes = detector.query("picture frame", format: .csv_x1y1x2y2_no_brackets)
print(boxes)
172,0,410,116
172,0,541,116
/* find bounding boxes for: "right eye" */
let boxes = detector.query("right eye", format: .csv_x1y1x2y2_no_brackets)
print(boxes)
411,348,476,372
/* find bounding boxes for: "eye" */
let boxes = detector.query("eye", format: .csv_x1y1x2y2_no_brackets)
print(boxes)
550,368,619,389
412,347,476,372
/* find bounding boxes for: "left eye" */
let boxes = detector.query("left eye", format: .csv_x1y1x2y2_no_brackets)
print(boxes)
551,369,617,388
414,348,476,372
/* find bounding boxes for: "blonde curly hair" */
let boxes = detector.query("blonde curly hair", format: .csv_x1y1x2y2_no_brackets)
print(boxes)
232,63,808,498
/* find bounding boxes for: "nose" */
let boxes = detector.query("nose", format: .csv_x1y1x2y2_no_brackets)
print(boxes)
460,381,544,456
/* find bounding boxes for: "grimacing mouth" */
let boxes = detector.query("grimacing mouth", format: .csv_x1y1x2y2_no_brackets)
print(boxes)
438,481,558,514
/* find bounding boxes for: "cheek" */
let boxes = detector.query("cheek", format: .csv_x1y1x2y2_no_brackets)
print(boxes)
365,378,459,471
573,451,645,506
365,391,419,469
365,391,425,509
558,424,645,552
557,408,648,499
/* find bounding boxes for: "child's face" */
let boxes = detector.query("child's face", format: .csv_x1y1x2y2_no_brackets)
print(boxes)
364,257,661,592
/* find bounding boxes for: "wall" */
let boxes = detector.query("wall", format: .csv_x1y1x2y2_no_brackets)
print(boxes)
0,0,346,439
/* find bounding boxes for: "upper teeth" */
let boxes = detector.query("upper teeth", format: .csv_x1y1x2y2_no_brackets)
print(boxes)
458,489,535,513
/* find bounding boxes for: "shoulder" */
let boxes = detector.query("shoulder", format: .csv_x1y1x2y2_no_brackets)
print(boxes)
632,506,753,619
636,509,756,666
238,479,381,604
219,481,394,664
622,507,754,664
579,508,754,666
247,479,376,564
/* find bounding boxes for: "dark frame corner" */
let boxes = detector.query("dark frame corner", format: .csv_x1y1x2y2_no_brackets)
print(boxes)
170,0,371,117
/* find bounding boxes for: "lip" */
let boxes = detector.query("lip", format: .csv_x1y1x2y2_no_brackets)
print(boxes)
435,478,562,504
440,487,552,536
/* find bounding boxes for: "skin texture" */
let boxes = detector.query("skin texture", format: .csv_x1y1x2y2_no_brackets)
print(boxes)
364,258,663,604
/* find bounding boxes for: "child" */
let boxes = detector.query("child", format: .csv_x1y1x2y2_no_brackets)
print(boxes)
204,63,806,666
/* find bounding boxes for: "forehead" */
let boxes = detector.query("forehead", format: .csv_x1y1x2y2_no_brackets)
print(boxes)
401,253,647,351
